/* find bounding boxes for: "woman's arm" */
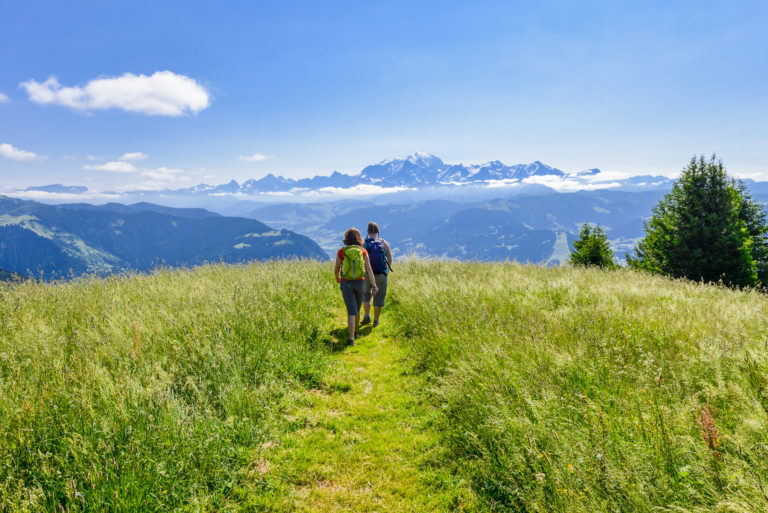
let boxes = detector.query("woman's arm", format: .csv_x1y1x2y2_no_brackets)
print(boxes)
364,253,379,291
334,256,342,282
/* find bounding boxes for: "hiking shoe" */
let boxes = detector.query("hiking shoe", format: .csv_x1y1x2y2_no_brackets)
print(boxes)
347,338,354,346
360,314,371,325
373,319,380,328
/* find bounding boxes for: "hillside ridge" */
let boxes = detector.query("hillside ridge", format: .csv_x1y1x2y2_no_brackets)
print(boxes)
0,195,326,277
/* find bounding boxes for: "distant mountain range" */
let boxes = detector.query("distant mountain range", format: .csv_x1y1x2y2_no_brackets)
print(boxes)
10,154,676,203
5,153,767,270
0,196,326,278
170,153,674,194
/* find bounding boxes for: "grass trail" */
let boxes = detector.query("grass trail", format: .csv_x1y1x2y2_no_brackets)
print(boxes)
249,313,478,512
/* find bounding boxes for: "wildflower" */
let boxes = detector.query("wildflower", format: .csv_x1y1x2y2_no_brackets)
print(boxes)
535,472,545,482
698,406,722,457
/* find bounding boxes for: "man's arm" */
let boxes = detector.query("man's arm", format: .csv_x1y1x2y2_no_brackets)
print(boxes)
383,240,393,270
364,253,379,292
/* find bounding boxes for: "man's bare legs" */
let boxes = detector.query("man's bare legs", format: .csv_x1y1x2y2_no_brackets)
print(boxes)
363,302,383,326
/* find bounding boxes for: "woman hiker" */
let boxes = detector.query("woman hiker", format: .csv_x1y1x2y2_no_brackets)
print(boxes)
334,227,378,346
360,222,392,328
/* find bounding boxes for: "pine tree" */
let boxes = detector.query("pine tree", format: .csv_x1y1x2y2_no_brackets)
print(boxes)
569,224,616,269
629,155,768,287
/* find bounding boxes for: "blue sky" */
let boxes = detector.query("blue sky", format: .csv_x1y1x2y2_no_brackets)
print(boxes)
1,0,767,191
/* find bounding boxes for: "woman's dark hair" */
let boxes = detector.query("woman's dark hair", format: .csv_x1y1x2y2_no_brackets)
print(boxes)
343,227,363,246
367,222,379,235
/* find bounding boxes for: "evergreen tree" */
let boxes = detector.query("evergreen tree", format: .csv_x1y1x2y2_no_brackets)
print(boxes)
569,224,616,269
629,155,768,287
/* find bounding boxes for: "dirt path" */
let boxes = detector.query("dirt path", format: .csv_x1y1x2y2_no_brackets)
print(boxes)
250,319,478,512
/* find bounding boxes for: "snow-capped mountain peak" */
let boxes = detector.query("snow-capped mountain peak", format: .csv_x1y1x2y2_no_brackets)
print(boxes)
405,152,444,167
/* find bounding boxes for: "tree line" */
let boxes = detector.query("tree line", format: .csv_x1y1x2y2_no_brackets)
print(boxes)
569,155,768,288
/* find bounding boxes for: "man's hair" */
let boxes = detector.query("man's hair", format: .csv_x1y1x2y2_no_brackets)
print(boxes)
367,222,379,235
343,227,363,246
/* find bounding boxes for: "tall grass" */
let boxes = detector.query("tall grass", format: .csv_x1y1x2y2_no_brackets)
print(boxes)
5,260,768,512
0,261,336,512
390,262,768,512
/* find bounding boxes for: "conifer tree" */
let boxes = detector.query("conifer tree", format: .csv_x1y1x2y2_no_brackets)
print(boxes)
629,155,768,287
569,224,616,269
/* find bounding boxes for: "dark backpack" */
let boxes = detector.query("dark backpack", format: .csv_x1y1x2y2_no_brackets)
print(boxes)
364,237,388,274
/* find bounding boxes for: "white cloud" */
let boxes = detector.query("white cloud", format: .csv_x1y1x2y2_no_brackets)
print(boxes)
20,71,210,116
0,143,42,161
239,153,269,162
119,152,148,161
309,184,413,196
7,190,122,202
83,161,136,173
141,166,183,181
133,167,189,190
0,92,9,103
575,170,631,183
86,155,102,161
522,175,621,192
233,184,414,198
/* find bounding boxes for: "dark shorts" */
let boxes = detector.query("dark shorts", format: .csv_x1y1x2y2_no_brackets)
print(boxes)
364,273,388,307
340,280,365,316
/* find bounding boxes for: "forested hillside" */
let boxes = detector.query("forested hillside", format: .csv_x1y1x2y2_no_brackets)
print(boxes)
0,196,326,278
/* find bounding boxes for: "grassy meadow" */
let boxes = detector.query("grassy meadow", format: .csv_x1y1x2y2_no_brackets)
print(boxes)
1,261,768,512
0,262,338,512
391,263,768,512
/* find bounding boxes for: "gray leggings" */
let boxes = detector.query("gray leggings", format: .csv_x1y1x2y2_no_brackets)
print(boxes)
340,280,365,316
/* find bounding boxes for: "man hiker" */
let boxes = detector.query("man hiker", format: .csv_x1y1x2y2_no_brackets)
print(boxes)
360,222,392,328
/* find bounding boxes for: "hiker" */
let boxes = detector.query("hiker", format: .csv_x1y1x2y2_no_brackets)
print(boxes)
360,222,392,328
335,227,378,346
